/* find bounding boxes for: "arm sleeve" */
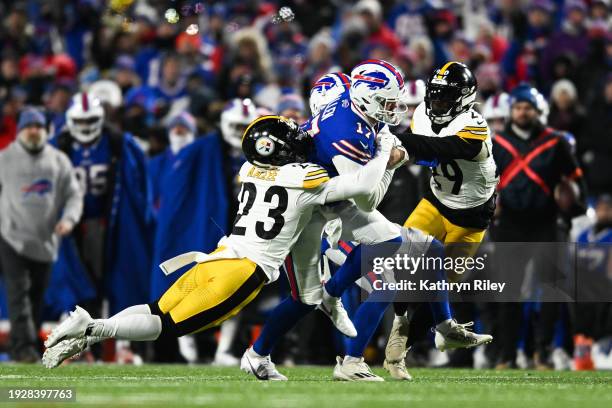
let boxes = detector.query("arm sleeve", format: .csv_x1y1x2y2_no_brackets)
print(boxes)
58,155,84,225
396,132,483,161
320,146,392,205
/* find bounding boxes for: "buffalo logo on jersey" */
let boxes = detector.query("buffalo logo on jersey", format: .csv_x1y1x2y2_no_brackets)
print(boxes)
22,179,52,197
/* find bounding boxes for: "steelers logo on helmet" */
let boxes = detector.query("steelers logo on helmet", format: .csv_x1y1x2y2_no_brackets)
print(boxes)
255,136,275,157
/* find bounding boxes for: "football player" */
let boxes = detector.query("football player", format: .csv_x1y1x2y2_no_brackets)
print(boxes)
242,62,484,382
385,62,497,379
42,116,396,370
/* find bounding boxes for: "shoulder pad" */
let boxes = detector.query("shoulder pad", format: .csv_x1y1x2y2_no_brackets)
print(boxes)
279,163,330,189
455,109,489,141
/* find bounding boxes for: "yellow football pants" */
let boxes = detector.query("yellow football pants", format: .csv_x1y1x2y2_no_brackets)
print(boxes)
404,198,486,265
155,257,265,336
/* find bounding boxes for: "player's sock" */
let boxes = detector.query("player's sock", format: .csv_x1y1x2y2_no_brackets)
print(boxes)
425,239,453,325
325,235,402,298
253,297,314,356
393,302,420,321
86,314,162,341
215,318,239,357
346,289,392,357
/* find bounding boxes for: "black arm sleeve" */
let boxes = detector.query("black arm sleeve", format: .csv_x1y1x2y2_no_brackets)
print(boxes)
396,132,483,161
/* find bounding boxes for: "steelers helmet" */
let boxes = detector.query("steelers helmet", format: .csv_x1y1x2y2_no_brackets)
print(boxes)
242,116,312,167
425,62,477,124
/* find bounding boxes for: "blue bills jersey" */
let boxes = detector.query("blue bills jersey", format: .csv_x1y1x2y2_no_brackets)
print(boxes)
302,93,380,176
69,134,112,219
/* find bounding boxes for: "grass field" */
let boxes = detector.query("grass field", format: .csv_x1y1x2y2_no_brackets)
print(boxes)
1,364,611,408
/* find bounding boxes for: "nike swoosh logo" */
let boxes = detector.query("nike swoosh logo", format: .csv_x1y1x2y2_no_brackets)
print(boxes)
358,141,368,150
476,120,484,125
247,356,269,380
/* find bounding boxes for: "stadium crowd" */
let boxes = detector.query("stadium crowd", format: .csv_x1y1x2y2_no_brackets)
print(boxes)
0,0,611,370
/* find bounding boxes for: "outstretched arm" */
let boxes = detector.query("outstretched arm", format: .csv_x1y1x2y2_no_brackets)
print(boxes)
322,134,394,203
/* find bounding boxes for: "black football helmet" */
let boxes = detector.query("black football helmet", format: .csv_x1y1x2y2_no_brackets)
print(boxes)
424,62,477,124
242,115,312,167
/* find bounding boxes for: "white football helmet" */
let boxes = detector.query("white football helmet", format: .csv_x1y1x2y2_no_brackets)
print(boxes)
221,98,258,148
401,79,426,107
309,72,351,116
88,80,123,109
482,92,511,121
400,79,425,124
66,92,105,144
349,59,407,126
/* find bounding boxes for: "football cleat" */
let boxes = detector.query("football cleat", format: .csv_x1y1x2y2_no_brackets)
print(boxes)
434,320,493,352
333,356,384,382
318,287,357,338
45,306,93,348
42,336,98,368
240,347,287,381
383,357,412,381
385,315,410,363
213,351,240,367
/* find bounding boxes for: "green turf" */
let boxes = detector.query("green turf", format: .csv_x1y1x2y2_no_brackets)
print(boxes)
0,364,611,408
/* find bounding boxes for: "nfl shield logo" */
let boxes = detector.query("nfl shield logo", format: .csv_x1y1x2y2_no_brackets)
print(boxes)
256,137,275,156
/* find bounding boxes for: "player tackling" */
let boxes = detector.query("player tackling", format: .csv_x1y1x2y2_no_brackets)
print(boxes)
42,116,396,369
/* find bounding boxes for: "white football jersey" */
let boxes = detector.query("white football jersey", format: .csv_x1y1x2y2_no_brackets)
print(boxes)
222,162,334,282
411,101,498,209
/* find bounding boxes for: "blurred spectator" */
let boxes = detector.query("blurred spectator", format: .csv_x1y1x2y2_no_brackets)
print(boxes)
276,93,306,123
43,81,74,137
0,108,82,362
112,55,141,95
578,75,612,196
491,84,587,369
149,112,196,210
548,79,586,139
354,0,401,58
386,0,433,45
540,1,590,88
218,27,272,100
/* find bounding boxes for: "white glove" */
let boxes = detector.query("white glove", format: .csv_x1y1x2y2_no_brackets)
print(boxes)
377,126,409,169
375,129,395,155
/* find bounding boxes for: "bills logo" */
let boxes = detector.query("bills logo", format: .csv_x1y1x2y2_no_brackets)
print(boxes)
22,179,52,197
312,78,338,93
353,71,390,90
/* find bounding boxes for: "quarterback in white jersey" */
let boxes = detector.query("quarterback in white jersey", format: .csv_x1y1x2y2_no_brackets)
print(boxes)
42,116,395,369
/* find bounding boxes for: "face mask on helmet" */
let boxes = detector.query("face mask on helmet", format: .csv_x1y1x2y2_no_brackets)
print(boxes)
221,99,258,149
425,84,465,124
66,93,105,144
